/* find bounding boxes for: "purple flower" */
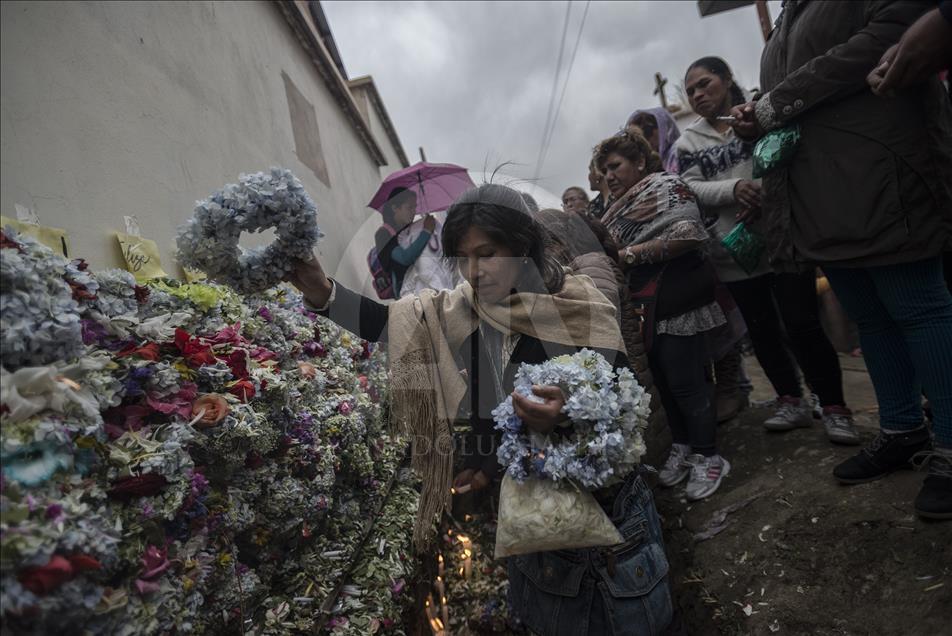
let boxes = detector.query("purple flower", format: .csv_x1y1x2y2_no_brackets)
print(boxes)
81,319,109,345
45,504,64,521
257,306,274,322
391,578,406,597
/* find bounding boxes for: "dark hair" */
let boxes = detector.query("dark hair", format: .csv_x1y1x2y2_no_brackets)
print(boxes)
442,183,565,294
686,56,746,107
627,112,658,139
595,129,663,175
532,208,619,263
519,191,540,213
381,186,417,226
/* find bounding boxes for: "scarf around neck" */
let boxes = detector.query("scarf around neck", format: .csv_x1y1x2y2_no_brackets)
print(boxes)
601,172,703,250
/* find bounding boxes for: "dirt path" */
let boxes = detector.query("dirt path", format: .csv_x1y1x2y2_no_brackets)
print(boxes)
655,354,952,636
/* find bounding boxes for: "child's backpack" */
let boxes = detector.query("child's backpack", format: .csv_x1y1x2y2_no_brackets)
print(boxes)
367,223,397,299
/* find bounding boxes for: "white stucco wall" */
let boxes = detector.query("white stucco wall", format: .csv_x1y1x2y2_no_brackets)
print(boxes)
0,1,389,290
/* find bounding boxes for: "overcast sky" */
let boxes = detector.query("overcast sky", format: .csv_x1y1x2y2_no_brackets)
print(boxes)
323,0,781,198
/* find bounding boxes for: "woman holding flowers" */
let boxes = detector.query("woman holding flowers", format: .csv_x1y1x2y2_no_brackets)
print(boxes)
289,183,672,635
596,130,730,501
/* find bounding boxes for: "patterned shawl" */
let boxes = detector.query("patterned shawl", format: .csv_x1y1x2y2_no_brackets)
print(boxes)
601,172,705,250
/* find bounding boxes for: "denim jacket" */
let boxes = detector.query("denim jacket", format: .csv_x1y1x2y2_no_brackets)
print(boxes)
507,472,673,635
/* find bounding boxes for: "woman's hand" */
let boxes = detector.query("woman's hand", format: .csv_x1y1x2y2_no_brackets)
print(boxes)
512,385,567,435
735,207,762,224
453,468,490,493
733,180,762,210
423,214,437,233
286,255,333,308
729,102,764,141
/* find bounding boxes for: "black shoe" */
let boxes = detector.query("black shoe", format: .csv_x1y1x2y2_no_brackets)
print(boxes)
833,427,931,484
914,452,952,520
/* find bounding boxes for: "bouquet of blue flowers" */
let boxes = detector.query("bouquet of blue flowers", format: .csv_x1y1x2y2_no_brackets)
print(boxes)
492,349,651,557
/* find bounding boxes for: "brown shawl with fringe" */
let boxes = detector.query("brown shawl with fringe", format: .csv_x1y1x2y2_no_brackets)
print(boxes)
386,273,626,552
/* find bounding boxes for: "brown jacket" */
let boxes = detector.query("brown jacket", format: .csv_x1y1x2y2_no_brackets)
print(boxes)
756,0,952,269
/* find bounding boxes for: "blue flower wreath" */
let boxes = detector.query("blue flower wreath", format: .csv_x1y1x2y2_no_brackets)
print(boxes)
176,168,322,294
493,349,652,490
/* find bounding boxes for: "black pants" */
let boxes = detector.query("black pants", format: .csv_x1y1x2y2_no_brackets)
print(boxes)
649,332,717,456
726,272,845,407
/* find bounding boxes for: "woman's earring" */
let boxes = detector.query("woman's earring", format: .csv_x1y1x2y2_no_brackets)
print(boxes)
522,257,529,265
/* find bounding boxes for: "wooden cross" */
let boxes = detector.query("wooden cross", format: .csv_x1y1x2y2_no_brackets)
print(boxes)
653,72,669,109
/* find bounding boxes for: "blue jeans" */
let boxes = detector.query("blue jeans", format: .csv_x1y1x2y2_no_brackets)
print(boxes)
507,473,673,635
824,257,952,448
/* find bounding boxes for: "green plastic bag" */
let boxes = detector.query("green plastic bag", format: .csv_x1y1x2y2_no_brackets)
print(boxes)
752,124,801,178
721,222,765,275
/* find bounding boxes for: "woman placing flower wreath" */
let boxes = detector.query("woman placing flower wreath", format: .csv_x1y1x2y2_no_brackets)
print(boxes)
289,183,672,635
596,130,730,501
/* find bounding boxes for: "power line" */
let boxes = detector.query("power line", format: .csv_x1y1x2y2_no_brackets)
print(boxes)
537,0,591,177
533,1,573,182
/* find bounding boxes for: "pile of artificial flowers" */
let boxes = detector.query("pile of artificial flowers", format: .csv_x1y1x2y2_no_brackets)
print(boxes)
0,229,416,634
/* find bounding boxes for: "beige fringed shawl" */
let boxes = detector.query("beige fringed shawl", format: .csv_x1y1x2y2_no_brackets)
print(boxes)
386,273,626,552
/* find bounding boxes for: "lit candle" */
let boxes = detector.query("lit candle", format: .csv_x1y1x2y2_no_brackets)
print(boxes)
437,554,444,577
435,575,445,599
463,548,473,579
441,595,449,628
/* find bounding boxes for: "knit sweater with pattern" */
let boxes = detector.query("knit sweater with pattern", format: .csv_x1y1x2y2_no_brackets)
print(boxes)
675,117,770,282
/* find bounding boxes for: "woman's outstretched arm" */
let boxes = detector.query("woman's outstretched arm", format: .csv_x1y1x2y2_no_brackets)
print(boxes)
289,257,390,342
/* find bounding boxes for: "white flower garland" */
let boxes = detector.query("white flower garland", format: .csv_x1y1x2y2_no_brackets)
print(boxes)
176,168,321,294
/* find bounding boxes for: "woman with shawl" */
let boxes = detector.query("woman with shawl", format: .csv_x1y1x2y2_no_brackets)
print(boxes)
632,101,753,425
289,183,673,635
596,130,730,502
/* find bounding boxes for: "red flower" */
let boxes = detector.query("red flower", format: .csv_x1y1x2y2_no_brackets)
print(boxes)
67,554,102,573
174,329,217,367
208,323,246,346
145,382,197,419
69,280,97,302
0,231,23,251
134,285,150,305
107,473,169,501
17,554,101,596
103,404,155,439
228,379,255,402
116,342,161,361
18,556,73,595
222,349,248,379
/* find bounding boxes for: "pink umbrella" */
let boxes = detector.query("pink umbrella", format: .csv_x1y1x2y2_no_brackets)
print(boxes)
368,162,475,215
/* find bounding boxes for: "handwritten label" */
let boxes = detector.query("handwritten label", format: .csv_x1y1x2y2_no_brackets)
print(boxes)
115,232,168,282
0,215,71,257
14,203,40,225
123,215,142,237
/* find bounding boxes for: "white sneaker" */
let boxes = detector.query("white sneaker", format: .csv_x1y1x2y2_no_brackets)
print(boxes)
822,406,861,445
658,443,690,487
763,396,813,431
685,454,731,501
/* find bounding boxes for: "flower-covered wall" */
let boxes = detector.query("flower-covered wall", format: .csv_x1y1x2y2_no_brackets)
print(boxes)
0,229,418,634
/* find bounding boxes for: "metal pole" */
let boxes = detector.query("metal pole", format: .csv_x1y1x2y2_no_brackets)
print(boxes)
755,0,772,42
419,146,427,162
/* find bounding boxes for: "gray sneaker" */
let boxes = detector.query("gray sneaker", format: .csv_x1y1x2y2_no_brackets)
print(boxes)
685,454,731,501
658,443,690,487
822,406,861,445
764,396,813,431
